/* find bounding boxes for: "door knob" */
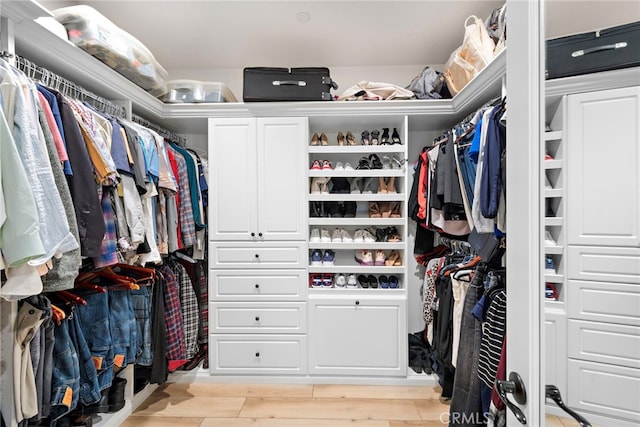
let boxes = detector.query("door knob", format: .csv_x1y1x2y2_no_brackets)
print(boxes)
546,385,591,427
258,232,263,237
496,371,527,425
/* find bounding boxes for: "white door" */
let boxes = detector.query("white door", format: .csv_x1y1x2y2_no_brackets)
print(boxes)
256,117,308,240
209,118,258,241
566,87,640,248
504,0,545,425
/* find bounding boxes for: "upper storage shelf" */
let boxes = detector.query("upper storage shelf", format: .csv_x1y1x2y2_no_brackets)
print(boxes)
7,0,506,134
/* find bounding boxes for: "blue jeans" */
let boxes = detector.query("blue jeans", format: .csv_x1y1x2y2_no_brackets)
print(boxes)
457,145,477,207
449,266,486,426
131,286,152,366
74,291,114,390
68,312,101,406
50,319,80,423
108,289,138,367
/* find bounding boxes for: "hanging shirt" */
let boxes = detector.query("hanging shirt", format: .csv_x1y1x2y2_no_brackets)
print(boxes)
36,84,73,176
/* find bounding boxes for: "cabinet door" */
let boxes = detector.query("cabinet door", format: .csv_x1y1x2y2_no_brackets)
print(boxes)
566,87,640,247
209,118,258,241
308,295,407,376
256,118,308,240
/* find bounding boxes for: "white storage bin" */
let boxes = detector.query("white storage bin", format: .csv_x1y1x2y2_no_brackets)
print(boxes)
163,80,237,103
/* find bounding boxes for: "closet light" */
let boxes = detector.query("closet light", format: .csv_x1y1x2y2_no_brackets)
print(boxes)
296,12,311,23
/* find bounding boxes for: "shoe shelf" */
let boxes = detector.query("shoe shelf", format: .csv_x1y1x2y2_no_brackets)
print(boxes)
545,217,563,226
544,160,563,170
544,188,563,198
309,170,405,178
544,130,563,141
544,273,564,284
309,194,405,202
544,245,563,255
309,242,405,250
309,217,405,226
309,266,405,275
308,145,405,154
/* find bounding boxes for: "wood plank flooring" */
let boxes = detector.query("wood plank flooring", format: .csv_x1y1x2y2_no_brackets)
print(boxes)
121,383,586,426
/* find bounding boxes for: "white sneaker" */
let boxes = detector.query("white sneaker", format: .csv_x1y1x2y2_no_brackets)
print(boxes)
346,274,358,288
320,229,331,243
309,228,321,242
341,229,353,242
362,229,376,243
335,274,347,288
334,162,345,171
344,162,354,170
331,229,343,243
353,229,365,243
544,230,557,246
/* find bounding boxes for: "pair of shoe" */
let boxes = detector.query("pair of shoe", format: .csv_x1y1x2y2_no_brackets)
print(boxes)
377,176,397,194
311,249,335,266
368,128,402,144
310,177,330,194
349,176,373,194
385,250,402,266
325,201,357,218
82,377,127,415
310,273,334,288
379,275,400,288
357,154,383,169
309,228,331,243
545,256,556,274
181,344,208,371
356,274,379,288
382,155,405,170
310,132,329,146
353,229,376,243
544,230,557,246
368,202,401,218
355,249,387,266
310,159,333,170
334,162,354,171
336,130,357,146
374,226,401,242
545,283,559,300
331,228,353,243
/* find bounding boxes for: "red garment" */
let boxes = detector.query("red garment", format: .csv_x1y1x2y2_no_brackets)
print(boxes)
165,148,184,249
418,150,429,220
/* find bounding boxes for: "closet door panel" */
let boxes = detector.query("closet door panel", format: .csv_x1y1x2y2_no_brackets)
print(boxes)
256,118,308,240
209,119,258,241
566,87,640,247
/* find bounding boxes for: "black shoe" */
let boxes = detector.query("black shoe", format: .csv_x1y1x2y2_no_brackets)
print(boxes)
325,201,343,218
380,128,390,144
81,389,109,415
330,177,350,194
310,201,321,217
367,274,379,288
343,201,357,218
392,128,402,144
107,377,127,413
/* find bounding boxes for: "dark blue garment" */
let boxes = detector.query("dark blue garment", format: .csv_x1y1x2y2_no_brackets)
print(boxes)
37,84,73,176
171,143,206,230
109,119,134,175
50,319,80,423
131,285,153,366
74,291,114,391
68,312,101,405
468,116,483,163
456,143,477,207
188,148,209,209
108,289,139,366
480,106,506,219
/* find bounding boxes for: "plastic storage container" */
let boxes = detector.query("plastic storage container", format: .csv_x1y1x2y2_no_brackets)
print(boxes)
163,80,238,103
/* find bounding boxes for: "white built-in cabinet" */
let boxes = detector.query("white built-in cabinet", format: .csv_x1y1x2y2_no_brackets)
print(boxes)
544,82,640,426
208,118,308,241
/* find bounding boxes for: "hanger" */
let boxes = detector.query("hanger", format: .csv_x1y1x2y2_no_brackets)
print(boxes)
173,251,196,264
444,255,482,276
106,263,155,285
57,290,87,306
74,273,108,294
78,269,141,290
50,304,66,326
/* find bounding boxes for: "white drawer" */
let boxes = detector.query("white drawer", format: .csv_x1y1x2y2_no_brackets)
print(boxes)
210,269,307,301
568,359,640,424
568,280,640,326
211,242,307,269
568,246,640,284
568,320,640,369
210,302,306,334
209,334,307,375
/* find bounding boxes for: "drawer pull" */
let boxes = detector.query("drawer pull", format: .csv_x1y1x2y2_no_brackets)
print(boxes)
255,316,260,321
255,284,260,289
258,232,263,237
255,352,260,357
254,254,260,258
251,232,255,237
355,300,360,305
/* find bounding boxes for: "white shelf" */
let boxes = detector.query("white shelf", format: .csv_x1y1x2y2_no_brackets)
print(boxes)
544,245,563,255
0,1,51,22
309,194,405,201
545,188,563,198
309,242,405,250
544,131,563,141
544,160,563,169
309,287,406,293
309,145,406,154
545,300,565,310
309,266,405,274
544,273,564,283
309,217,405,226
309,170,405,178
545,217,563,226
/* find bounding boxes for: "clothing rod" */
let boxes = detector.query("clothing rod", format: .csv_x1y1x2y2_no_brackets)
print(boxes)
13,54,127,118
131,113,186,146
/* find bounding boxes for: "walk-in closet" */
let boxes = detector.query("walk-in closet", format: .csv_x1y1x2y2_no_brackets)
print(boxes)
1,1,638,426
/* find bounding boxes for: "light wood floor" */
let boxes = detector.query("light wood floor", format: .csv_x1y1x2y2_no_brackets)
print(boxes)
122,383,585,427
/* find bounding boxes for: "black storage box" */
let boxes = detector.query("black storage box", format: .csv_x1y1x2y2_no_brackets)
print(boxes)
243,67,338,102
546,21,640,79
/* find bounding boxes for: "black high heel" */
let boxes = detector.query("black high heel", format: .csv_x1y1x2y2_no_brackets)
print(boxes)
368,154,383,169
370,129,380,145
392,128,401,144
380,128,390,144
361,130,370,145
